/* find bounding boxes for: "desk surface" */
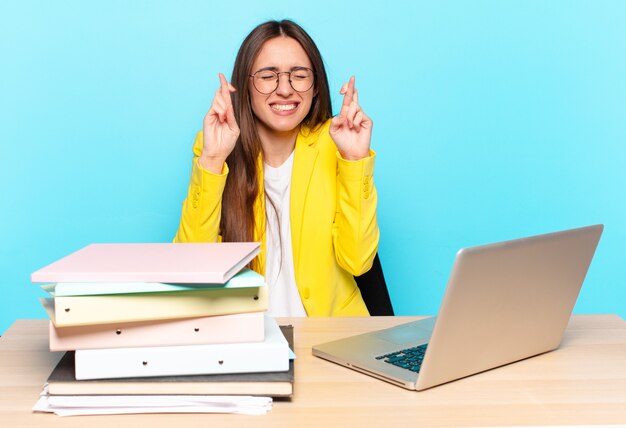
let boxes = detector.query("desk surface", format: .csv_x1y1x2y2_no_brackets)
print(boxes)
1,315,626,427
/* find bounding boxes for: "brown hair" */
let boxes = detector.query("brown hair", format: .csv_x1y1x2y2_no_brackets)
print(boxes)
220,20,332,249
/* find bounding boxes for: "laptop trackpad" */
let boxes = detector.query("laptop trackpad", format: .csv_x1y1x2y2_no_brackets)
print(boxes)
373,318,435,346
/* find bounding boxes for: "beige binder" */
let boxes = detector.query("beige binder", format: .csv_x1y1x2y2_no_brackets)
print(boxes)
41,285,268,327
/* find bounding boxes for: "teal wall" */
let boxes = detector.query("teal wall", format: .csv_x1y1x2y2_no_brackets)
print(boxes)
1,1,624,333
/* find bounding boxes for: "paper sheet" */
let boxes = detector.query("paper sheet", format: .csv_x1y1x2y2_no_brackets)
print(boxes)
33,386,272,416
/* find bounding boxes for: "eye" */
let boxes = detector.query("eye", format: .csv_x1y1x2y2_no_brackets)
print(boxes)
291,69,311,80
257,72,277,81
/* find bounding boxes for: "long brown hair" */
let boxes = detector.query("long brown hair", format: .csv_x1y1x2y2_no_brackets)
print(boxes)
220,20,332,247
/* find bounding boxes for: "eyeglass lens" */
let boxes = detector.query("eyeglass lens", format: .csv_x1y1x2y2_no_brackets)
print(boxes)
252,68,314,94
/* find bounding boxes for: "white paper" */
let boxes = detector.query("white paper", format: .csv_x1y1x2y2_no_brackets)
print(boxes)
33,386,272,416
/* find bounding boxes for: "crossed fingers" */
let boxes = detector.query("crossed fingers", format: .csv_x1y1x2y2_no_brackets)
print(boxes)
209,73,237,127
339,76,366,131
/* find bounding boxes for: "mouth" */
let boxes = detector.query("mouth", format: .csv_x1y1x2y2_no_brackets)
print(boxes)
270,102,299,112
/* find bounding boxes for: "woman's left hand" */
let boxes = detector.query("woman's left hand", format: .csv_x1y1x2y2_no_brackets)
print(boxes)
329,76,373,160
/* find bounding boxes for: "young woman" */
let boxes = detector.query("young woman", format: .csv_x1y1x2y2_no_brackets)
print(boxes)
174,19,379,316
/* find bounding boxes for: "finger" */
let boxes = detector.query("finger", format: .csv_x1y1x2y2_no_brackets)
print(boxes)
359,110,373,130
209,107,226,124
204,109,222,128
330,115,347,132
225,104,238,131
338,76,356,120
208,104,227,124
346,100,361,129
218,73,231,107
210,92,228,123
205,95,224,122
218,72,228,88
340,76,355,109
218,73,234,107
346,76,355,103
338,83,353,119
213,89,228,111
353,111,364,130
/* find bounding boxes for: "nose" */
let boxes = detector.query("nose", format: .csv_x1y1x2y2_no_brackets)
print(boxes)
275,72,293,96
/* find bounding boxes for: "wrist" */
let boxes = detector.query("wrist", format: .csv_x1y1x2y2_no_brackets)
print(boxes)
198,154,226,174
338,149,370,161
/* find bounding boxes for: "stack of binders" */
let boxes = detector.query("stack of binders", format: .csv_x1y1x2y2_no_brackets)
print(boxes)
31,243,293,401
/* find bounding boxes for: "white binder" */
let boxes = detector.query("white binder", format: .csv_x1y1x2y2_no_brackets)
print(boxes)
74,317,289,380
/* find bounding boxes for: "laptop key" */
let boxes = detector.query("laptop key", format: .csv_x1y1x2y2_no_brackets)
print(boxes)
377,344,428,373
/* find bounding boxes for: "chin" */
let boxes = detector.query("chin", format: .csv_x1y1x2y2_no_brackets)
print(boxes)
265,116,306,133
253,104,312,136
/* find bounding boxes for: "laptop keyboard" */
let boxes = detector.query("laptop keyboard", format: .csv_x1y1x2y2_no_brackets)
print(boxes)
375,344,428,373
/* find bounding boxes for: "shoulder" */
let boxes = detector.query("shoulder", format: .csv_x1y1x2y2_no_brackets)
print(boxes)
298,119,337,159
298,119,335,153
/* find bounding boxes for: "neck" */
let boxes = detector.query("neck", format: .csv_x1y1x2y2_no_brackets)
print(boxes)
258,126,299,167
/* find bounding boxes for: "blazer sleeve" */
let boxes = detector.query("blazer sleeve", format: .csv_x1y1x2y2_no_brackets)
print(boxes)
332,150,380,276
173,131,228,243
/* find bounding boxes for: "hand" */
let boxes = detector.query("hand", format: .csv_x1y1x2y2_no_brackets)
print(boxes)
329,76,373,160
199,73,240,173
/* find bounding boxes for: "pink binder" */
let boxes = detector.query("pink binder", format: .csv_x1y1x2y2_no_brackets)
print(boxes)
48,312,265,351
31,242,260,284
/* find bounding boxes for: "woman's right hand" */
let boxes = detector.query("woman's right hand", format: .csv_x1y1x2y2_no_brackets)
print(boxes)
199,73,240,173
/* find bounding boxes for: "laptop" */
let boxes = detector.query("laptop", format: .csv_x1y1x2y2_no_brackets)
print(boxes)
312,224,603,391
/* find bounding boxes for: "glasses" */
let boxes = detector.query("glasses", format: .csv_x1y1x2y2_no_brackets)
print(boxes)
249,67,315,94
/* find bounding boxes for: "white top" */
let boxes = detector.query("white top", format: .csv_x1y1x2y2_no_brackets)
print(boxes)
263,152,307,317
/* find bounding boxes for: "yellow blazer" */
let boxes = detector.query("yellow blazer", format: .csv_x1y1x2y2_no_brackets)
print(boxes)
174,119,379,316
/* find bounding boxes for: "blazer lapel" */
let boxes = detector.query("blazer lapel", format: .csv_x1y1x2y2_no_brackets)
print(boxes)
290,133,318,270
253,154,267,275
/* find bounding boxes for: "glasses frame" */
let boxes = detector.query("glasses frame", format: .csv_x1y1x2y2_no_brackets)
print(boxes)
249,67,315,95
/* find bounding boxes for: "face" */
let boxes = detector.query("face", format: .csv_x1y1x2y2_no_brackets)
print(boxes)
249,37,315,141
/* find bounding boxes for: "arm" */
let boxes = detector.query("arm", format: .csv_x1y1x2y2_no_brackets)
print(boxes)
332,151,379,275
173,132,229,243
173,73,239,243
329,76,379,274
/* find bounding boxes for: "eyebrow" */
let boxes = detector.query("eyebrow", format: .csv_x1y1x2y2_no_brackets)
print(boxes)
253,66,310,72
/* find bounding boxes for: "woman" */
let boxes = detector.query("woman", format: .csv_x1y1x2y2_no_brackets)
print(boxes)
174,19,379,316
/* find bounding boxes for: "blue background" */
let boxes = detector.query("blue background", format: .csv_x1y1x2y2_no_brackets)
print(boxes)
1,1,624,333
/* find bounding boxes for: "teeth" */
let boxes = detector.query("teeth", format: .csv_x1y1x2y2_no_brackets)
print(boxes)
271,104,297,111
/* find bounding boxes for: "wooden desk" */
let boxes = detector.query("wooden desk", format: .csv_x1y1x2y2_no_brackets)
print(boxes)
1,315,626,427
